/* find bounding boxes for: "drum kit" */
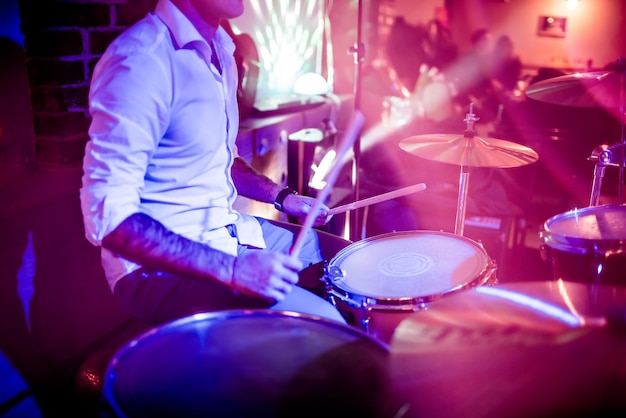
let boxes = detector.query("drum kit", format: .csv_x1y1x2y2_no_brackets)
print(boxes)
101,61,626,417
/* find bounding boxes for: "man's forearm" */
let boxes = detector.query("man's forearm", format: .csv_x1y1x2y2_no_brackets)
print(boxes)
102,212,235,285
231,157,282,203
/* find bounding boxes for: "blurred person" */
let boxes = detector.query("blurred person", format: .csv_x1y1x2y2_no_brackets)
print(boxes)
490,35,523,98
425,6,458,71
386,16,433,92
444,28,500,120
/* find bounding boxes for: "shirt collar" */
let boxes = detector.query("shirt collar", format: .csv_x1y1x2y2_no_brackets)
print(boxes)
154,0,235,54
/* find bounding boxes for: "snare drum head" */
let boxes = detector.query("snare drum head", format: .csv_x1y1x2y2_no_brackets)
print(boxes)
104,310,391,418
544,205,626,242
328,231,491,299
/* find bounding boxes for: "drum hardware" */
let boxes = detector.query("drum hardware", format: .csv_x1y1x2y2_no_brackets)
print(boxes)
588,143,626,206
389,281,626,418
399,103,539,235
526,57,626,204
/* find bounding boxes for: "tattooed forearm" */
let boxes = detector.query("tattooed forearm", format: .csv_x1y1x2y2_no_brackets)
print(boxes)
102,212,235,285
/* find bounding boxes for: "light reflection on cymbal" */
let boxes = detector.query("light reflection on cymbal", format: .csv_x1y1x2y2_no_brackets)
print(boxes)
390,281,626,418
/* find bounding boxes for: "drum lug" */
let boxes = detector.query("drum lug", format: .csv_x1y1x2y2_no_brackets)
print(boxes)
326,265,346,281
486,261,499,286
361,315,371,334
538,230,549,261
324,282,335,305
327,288,361,309
359,301,374,334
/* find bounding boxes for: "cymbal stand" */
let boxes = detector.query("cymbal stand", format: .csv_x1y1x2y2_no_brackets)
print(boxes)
588,143,626,206
618,58,625,205
346,0,365,241
455,103,480,236
588,58,626,206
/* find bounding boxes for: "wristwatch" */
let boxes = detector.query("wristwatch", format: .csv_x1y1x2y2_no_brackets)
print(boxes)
273,187,297,212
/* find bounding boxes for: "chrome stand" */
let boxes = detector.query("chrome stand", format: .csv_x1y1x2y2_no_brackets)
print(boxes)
454,104,480,236
588,143,625,206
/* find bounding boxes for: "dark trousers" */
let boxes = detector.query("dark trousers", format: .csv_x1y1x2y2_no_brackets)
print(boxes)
113,218,345,325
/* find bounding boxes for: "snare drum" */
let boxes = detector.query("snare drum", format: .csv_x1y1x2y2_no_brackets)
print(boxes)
104,310,392,418
324,230,497,344
539,204,626,286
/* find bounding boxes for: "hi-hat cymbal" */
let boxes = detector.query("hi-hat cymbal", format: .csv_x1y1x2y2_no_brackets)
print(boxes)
399,133,539,168
526,67,626,109
390,281,626,418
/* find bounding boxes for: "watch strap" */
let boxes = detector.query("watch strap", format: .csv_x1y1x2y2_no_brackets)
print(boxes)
273,187,298,212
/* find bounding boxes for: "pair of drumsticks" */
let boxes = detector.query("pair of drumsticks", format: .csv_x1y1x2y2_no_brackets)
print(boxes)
290,111,426,256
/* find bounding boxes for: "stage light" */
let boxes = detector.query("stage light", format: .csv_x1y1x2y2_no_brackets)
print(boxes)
567,0,579,9
309,149,336,190
230,0,325,100
293,72,330,95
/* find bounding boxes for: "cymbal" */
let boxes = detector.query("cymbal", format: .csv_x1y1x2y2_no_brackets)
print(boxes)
525,68,626,109
390,281,626,418
399,133,539,168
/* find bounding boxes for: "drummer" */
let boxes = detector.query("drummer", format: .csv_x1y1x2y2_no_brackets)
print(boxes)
80,0,345,326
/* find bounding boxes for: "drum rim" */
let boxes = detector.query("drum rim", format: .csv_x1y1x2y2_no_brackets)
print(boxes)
325,230,496,307
329,229,488,265
102,309,389,416
104,309,389,363
541,204,626,252
328,270,496,310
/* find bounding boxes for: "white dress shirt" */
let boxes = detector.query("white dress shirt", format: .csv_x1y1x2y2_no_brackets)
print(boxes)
80,0,265,290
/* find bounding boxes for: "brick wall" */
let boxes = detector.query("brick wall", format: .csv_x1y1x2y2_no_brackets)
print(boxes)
18,0,157,169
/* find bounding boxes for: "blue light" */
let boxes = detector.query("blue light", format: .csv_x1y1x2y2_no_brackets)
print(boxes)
0,0,24,46
476,286,582,326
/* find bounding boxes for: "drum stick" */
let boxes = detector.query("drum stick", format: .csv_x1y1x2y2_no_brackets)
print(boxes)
328,182,427,216
289,111,365,258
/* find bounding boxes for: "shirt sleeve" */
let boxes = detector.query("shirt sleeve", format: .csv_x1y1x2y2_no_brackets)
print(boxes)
80,45,171,246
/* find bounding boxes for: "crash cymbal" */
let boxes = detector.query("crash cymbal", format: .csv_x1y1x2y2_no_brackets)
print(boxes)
526,59,626,109
399,132,539,168
390,281,626,418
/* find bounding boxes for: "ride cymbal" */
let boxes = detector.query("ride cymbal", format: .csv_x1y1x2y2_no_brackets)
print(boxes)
526,61,626,110
399,133,539,168
390,281,626,418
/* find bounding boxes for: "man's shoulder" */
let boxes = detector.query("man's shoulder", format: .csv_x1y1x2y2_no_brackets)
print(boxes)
106,13,172,57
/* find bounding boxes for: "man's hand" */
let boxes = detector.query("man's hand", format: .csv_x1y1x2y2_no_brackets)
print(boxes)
231,251,303,301
281,194,333,227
